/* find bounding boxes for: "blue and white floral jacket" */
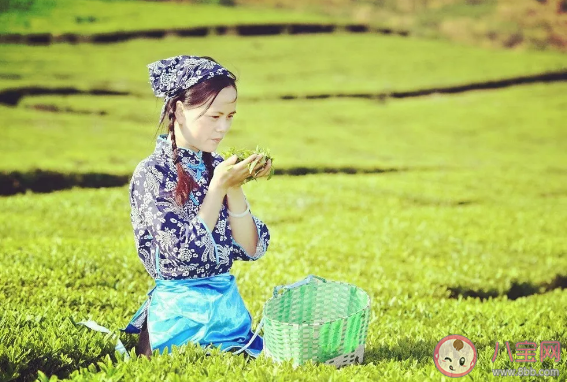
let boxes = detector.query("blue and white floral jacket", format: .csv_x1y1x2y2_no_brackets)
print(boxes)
129,133,270,280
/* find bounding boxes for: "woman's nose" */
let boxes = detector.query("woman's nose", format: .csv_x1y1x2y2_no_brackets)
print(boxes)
218,122,230,134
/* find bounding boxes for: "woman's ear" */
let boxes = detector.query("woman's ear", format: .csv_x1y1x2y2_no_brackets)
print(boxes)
174,101,186,124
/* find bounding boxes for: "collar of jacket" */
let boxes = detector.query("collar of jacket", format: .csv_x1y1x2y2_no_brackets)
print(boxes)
155,133,206,174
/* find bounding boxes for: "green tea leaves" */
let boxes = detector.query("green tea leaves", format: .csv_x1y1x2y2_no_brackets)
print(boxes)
220,146,275,184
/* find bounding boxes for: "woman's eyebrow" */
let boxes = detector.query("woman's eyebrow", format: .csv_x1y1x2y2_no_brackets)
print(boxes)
213,111,237,115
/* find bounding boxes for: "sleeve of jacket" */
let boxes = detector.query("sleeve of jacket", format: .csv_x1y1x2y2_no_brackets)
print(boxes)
130,162,220,276
210,151,270,262
230,204,270,262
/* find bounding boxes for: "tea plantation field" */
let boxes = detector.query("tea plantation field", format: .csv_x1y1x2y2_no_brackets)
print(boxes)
2,82,566,175
2,163,566,380
1,14,566,382
1,33,566,98
1,33,566,175
0,0,346,35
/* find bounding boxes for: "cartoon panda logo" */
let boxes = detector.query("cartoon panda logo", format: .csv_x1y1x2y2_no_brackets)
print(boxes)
434,334,477,377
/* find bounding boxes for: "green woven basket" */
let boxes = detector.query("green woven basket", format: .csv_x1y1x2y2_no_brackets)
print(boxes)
235,274,371,368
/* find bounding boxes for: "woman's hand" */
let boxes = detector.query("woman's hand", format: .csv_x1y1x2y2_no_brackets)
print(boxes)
251,155,272,179
210,153,268,193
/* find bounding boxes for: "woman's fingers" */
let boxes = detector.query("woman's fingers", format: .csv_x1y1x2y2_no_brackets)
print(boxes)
260,160,271,175
246,153,263,164
253,159,271,178
248,154,267,174
231,154,270,180
236,154,264,173
234,154,260,171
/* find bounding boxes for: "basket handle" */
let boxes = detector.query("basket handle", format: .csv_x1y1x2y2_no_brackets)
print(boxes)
232,316,264,355
272,274,327,298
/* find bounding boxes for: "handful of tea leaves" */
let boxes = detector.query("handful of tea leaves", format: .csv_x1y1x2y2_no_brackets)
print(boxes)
220,145,274,184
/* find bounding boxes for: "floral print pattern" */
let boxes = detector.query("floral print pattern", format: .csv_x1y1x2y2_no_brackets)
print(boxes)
129,133,270,280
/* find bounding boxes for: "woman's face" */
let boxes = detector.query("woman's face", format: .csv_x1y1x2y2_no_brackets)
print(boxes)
173,85,237,152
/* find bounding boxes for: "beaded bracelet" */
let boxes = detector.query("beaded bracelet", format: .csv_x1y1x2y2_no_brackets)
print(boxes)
227,199,250,218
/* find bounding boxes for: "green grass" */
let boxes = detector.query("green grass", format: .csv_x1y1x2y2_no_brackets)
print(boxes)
1,33,566,177
0,0,345,34
3,82,567,175
2,12,566,380
2,0,567,52
1,33,566,97
1,165,566,380
2,70,567,382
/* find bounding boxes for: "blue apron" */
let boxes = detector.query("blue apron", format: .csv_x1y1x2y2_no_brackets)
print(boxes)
77,271,264,359
123,272,263,357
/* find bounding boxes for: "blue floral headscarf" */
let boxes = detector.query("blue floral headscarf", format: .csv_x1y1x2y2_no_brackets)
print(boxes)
147,55,235,125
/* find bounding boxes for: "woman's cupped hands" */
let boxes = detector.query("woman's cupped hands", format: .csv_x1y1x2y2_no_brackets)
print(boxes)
211,153,272,192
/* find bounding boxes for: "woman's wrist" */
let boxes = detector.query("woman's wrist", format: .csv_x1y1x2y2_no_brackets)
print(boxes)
228,199,250,217
226,185,242,198
226,186,250,217
210,179,229,196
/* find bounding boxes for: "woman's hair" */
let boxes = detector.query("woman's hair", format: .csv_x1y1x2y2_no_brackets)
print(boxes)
156,56,237,207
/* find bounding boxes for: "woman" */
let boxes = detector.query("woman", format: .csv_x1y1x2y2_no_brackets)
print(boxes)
122,55,272,359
